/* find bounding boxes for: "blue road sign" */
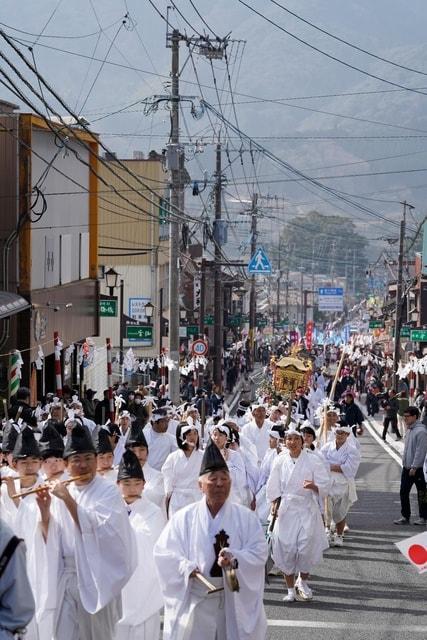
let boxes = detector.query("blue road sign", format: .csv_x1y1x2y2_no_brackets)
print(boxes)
248,247,272,274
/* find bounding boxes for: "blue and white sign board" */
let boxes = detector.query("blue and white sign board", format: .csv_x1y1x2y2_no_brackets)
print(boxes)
248,247,272,274
128,297,152,345
318,287,344,312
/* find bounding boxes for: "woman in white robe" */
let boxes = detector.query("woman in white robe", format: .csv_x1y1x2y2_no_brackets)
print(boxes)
255,425,284,524
162,421,203,518
266,429,331,602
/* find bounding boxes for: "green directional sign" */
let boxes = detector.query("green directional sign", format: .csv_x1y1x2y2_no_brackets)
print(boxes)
99,299,117,317
204,314,214,326
410,328,427,342
369,320,385,329
228,315,241,327
187,325,199,337
400,327,411,338
256,319,268,328
126,326,153,340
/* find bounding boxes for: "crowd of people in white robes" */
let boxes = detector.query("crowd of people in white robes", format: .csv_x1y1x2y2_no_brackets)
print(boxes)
0,367,363,639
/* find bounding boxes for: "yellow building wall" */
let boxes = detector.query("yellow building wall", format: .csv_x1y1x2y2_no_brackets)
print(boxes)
97,158,169,267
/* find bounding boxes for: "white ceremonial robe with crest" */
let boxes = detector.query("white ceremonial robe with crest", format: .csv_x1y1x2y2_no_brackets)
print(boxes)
116,495,165,640
48,475,137,640
153,496,268,640
266,449,331,574
161,449,203,517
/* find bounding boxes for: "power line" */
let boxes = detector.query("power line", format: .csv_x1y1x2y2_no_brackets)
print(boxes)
188,1,220,39
8,31,427,136
0,30,199,226
203,101,411,230
237,0,427,97
270,0,427,78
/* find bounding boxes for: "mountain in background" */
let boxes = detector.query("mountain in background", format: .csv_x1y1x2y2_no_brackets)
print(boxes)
1,0,427,253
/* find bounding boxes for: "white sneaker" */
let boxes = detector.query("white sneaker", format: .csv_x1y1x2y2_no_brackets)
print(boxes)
283,590,296,602
343,523,350,533
295,581,313,601
333,534,344,547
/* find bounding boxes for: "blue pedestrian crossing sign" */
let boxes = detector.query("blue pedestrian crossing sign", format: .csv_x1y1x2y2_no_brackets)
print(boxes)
248,247,272,274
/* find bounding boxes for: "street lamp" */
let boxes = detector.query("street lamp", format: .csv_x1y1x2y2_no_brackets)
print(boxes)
105,267,119,297
144,301,154,324
193,309,200,322
180,309,187,322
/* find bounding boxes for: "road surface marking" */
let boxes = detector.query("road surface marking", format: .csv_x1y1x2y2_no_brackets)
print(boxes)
363,417,403,468
267,619,425,632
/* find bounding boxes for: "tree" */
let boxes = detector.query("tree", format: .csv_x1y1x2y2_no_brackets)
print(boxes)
269,211,369,294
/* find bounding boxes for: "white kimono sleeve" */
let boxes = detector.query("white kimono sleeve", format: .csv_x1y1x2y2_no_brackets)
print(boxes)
73,486,137,613
226,510,268,640
340,445,361,480
265,455,283,503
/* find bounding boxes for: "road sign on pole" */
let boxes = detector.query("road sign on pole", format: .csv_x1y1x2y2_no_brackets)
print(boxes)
248,247,272,274
318,287,344,312
126,326,153,341
192,339,208,357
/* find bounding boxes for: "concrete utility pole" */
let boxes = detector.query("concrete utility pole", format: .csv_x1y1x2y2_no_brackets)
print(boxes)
168,29,182,404
249,193,258,370
299,267,304,325
213,143,223,388
393,201,413,386
352,248,356,297
276,248,282,324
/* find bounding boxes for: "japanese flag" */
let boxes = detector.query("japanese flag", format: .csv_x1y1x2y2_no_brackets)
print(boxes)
395,531,427,574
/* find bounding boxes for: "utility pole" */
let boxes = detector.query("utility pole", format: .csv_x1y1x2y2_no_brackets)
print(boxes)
330,240,336,286
285,265,290,318
303,289,309,328
352,249,356,297
311,238,315,300
393,201,413,386
276,247,282,324
167,29,182,404
249,193,258,370
299,267,304,325
213,143,223,388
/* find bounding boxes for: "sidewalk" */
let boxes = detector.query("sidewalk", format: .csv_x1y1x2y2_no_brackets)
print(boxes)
358,398,404,462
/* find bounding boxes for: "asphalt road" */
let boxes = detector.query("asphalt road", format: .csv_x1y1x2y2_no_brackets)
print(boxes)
264,431,427,640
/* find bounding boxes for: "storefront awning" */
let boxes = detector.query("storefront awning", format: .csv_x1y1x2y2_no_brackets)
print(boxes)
0,291,30,320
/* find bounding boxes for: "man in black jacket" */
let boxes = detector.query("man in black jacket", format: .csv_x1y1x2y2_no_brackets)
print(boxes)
378,389,402,441
8,387,37,427
340,392,365,437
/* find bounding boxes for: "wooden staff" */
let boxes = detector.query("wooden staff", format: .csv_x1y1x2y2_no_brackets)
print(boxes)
12,473,91,499
193,572,224,594
328,347,347,403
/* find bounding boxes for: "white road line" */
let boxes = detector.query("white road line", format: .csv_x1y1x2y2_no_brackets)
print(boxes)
363,418,403,468
267,620,425,632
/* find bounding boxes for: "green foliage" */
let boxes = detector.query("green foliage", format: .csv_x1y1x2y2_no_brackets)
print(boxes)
272,211,369,293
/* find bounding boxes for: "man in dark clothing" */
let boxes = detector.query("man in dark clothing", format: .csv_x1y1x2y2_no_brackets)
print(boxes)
94,389,111,425
127,391,149,428
378,389,402,441
326,378,345,403
340,392,364,437
293,387,309,419
8,387,37,427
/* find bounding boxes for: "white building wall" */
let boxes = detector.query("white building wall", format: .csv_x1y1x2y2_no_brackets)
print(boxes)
30,129,90,290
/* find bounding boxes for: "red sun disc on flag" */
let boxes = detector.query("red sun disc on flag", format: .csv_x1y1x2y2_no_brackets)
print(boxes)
408,544,427,565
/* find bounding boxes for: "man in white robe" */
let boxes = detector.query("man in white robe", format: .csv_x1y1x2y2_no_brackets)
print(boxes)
36,424,137,640
154,441,268,640
266,429,331,602
320,425,361,546
115,449,165,640
144,408,177,471
241,404,271,464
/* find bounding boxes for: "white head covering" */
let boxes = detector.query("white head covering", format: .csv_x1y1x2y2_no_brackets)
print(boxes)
333,425,352,434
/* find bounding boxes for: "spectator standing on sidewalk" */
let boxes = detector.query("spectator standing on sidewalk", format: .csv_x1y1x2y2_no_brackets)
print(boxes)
378,389,402,442
397,391,409,435
394,406,427,526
